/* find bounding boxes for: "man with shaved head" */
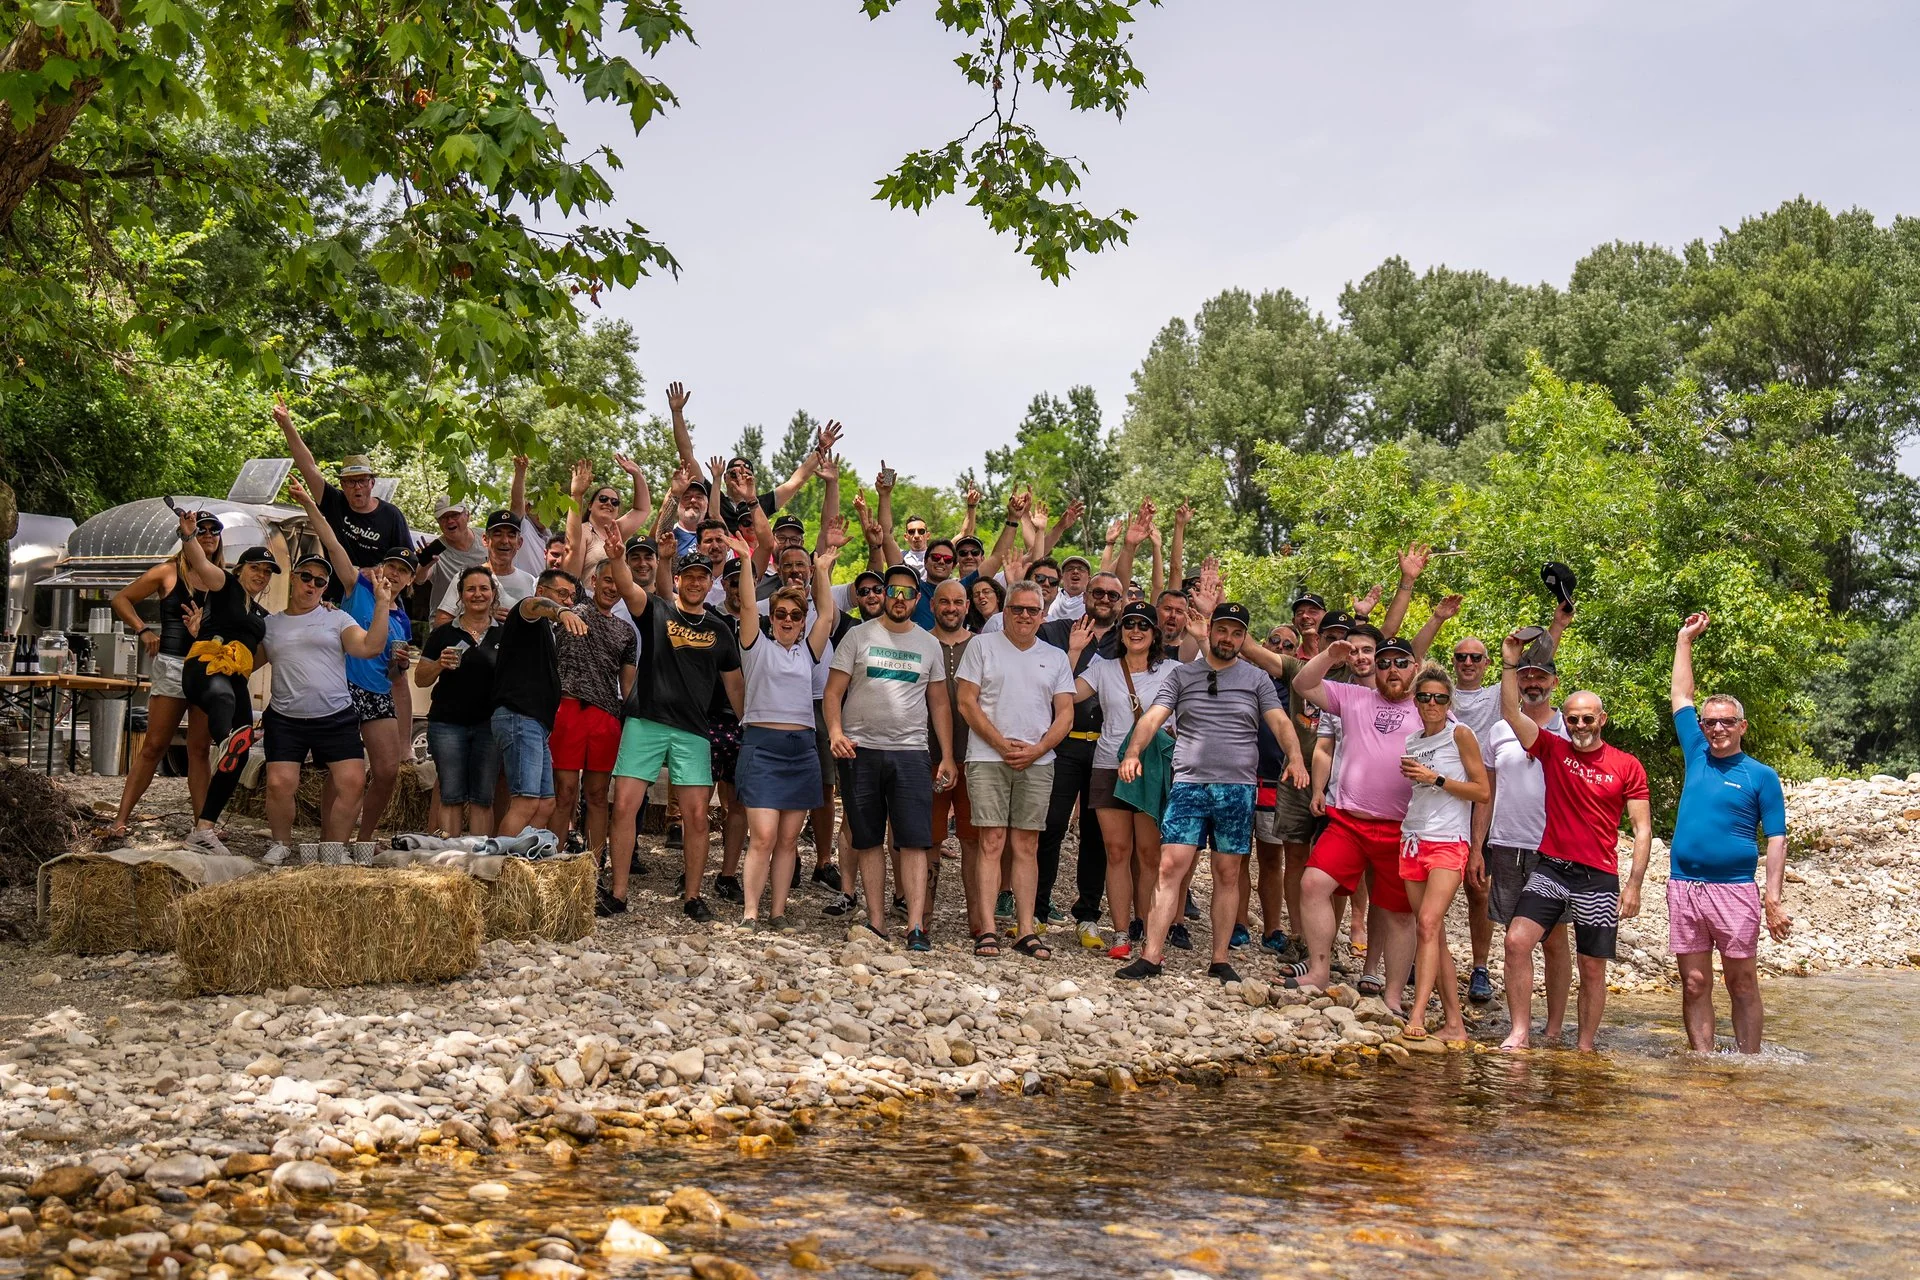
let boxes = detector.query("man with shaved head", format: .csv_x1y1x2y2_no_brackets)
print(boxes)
1497,629,1652,1051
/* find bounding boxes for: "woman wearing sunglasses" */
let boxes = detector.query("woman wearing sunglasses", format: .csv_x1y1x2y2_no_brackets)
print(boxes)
730,526,841,930
1071,602,1172,959
967,575,1006,634
1396,664,1490,1041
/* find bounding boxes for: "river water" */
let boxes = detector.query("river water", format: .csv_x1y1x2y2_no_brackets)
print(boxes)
334,970,1919,1279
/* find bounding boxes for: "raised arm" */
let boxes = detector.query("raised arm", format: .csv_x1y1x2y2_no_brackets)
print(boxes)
1098,515,1123,574
1168,500,1191,591
747,493,775,583
1044,498,1083,558
614,453,653,537
598,523,648,617
1672,612,1708,711
341,576,397,659
807,523,846,660
1147,519,1164,601
563,459,591,581
1545,599,1574,654
725,530,762,649
1499,629,1540,750
957,487,980,541
510,453,530,520
977,489,1027,581
1290,638,1351,712
1112,501,1150,585
288,479,357,585
873,464,904,566
272,398,326,501
1380,542,1428,640
1410,594,1462,663
166,507,227,593
654,463,690,545
813,448,842,555
666,381,699,473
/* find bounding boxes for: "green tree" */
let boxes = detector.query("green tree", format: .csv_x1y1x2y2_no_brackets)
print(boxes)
1546,240,1685,416
773,410,822,525
983,385,1114,554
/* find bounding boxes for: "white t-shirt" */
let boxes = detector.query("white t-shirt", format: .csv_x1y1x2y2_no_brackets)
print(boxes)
1485,712,1568,850
261,607,357,719
1402,727,1472,842
513,515,548,579
1046,590,1087,622
954,631,1076,765
1449,684,1503,762
739,632,820,728
436,565,536,619
829,619,944,752
758,596,833,698
427,536,488,607
1081,656,1175,770
981,612,1006,634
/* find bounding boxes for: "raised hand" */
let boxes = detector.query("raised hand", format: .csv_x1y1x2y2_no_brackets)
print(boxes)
1060,498,1085,531
570,458,592,501
666,381,690,415
965,486,981,510
815,420,845,457
1679,611,1710,641
372,574,398,610
1105,515,1126,545
1007,488,1031,520
181,600,204,639
1125,503,1153,547
1399,541,1431,581
614,452,642,479
174,505,199,540
1174,500,1194,529
817,451,842,482
718,529,755,562
1322,637,1353,668
725,465,756,503
875,461,896,494
707,454,726,486
602,526,623,561
514,453,530,476
1432,594,1463,622
667,462,693,496
1354,582,1383,618
821,515,851,551
1067,614,1097,656
1502,629,1527,664
272,397,293,432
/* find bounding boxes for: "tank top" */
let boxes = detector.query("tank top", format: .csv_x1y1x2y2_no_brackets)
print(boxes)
157,570,201,658
1401,726,1471,842
932,634,972,762
200,573,268,655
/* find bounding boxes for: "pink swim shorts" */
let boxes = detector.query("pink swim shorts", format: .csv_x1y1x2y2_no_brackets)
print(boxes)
1666,879,1761,960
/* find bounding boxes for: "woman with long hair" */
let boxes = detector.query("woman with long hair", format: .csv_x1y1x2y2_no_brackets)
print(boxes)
415,565,502,836
104,512,224,837
1397,662,1489,1042
966,575,1004,634
169,506,280,855
1070,601,1174,958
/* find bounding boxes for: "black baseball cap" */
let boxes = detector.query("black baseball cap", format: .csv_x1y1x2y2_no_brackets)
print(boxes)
683,477,710,496
232,546,281,574
624,534,657,556
721,557,742,579
1376,635,1415,659
954,535,985,554
1211,602,1252,628
192,512,223,534
773,514,805,534
1542,561,1577,614
853,571,885,592
1319,611,1354,635
485,508,518,533
674,552,712,575
1291,592,1326,612
292,553,332,576
1120,601,1157,626
380,547,418,571
883,563,922,587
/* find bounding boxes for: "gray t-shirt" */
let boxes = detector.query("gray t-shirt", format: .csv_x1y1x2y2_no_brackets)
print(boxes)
261,607,357,719
1152,658,1281,785
1449,684,1503,762
953,630,1076,765
829,619,944,752
427,536,488,609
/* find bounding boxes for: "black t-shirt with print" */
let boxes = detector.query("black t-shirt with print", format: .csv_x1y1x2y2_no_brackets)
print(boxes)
423,621,501,727
493,606,562,730
319,483,413,567
622,595,740,736
199,572,268,655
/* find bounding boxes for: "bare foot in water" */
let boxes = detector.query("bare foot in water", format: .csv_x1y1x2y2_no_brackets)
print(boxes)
1437,1021,1469,1043
1499,1029,1531,1051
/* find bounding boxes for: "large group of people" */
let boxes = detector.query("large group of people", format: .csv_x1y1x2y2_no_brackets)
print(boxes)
104,386,1796,1052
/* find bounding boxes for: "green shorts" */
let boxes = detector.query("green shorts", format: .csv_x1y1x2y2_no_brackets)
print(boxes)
614,717,713,788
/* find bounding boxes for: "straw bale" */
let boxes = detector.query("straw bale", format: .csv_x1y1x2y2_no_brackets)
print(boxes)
482,856,595,943
131,862,194,951
44,859,143,954
174,864,481,994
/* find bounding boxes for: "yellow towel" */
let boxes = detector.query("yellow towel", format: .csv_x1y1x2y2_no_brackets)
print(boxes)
187,639,254,678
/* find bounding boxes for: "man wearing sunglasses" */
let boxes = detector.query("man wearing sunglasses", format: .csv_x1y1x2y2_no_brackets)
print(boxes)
1115,601,1310,983
1668,612,1790,1053
1498,628,1651,1052
274,399,413,592
900,516,931,573
1035,571,1127,947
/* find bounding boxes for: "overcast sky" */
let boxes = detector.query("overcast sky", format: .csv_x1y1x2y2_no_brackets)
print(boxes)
561,0,1920,484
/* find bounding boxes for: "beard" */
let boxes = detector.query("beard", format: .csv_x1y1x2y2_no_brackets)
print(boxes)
1209,641,1238,661
1568,728,1600,750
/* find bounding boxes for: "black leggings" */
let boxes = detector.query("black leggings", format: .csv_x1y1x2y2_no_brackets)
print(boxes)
183,658,254,825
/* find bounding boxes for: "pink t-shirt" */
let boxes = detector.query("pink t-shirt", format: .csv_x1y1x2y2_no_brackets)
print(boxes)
1320,681,1424,820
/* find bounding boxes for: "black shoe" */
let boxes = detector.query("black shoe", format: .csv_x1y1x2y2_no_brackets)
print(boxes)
630,859,649,879
683,897,713,923
714,875,743,903
666,824,684,849
563,829,586,854
791,861,803,890
594,885,627,917
1208,962,1242,984
1128,918,1145,944
906,927,931,953
1184,892,1202,922
812,863,843,892
891,895,909,920
1167,923,1193,951
823,892,857,917
1115,958,1163,980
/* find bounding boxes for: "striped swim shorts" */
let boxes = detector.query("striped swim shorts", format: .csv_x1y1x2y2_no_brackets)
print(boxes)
1512,856,1620,960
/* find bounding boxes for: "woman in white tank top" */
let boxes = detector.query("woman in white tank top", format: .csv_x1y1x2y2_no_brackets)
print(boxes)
1396,663,1489,1042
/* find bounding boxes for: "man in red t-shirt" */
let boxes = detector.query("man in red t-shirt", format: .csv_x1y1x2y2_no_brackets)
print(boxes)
1497,628,1652,1052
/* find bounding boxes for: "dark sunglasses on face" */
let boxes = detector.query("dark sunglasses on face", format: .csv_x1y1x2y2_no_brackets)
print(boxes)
1275,640,1298,652
1005,604,1042,617
1120,618,1153,632
593,494,620,506
1377,656,1413,669
771,609,805,623
1700,717,1740,729
928,553,954,564
906,527,928,537
857,584,884,595
1453,651,1486,663
295,571,329,587
1566,714,1600,726
1087,587,1121,601
1033,575,1060,587
1414,691,1452,704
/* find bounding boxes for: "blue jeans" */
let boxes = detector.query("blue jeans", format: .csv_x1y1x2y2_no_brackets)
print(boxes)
429,720,499,806
491,706,554,800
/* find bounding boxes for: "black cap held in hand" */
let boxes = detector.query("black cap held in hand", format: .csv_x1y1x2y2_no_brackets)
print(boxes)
1542,561,1577,614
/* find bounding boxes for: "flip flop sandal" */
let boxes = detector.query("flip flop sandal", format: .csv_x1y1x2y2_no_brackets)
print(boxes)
1357,975,1386,998
1402,1024,1430,1041
1011,934,1053,960
972,932,1001,957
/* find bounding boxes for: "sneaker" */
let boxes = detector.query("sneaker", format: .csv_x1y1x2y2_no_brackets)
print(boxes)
891,895,909,920
811,863,843,892
746,917,766,933
1468,966,1494,1004
212,724,256,774
1045,901,1067,924
184,826,230,857
1128,918,1145,944
1167,923,1193,951
1076,921,1104,950
682,897,713,924
1261,929,1290,955
768,915,793,933
1115,958,1163,980
263,842,292,867
906,927,931,953
1106,940,1133,961
1228,923,1252,949
823,892,857,917
1208,962,1242,984
595,885,627,917
630,859,650,879
994,890,1015,920
1184,892,1202,922
851,920,887,943
714,875,744,904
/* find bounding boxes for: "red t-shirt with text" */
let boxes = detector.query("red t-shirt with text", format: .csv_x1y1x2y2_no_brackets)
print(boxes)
1525,733,1649,873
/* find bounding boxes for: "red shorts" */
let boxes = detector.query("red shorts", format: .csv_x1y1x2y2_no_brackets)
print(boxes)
550,698,622,773
1398,835,1469,882
1309,807,1411,913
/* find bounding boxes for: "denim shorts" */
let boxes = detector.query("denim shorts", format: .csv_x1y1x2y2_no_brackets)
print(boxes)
429,720,499,806
1160,782,1256,855
491,706,554,800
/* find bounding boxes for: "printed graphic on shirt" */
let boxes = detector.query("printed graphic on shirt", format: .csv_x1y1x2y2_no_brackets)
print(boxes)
864,645,929,683
667,617,717,651
1372,703,1411,735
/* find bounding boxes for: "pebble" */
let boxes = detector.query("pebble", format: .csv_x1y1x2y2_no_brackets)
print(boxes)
599,1219,671,1259
270,1161,337,1196
467,1181,513,1202
144,1153,219,1187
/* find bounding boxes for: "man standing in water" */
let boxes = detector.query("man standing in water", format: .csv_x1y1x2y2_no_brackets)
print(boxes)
1669,613,1791,1053
1498,628,1652,1051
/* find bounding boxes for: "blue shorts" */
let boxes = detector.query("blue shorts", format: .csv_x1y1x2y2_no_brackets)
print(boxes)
1160,782,1256,856
428,720,498,807
491,706,554,800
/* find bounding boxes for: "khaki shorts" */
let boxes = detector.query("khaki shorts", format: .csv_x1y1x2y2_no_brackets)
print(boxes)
1258,777,1317,846
966,760,1055,831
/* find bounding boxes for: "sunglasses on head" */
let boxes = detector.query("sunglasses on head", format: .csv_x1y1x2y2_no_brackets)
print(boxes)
295,571,329,587
1566,713,1600,727
1005,604,1042,617
1414,691,1452,704
1032,574,1060,587
771,609,805,623
1700,716,1740,729
1377,656,1413,669
1452,650,1486,663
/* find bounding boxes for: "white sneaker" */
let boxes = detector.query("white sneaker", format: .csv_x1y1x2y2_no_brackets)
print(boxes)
263,842,292,866
183,827,230,857
1077,920,1105,950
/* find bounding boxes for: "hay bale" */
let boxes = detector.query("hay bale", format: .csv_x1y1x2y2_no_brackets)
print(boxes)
174,865,481,995
132,862,194,951
482,856,595,943
44,859,143,954
0,763,83,887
